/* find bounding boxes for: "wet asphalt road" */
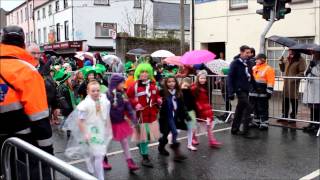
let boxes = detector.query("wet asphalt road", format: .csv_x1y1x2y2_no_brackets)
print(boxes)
53,124,319,180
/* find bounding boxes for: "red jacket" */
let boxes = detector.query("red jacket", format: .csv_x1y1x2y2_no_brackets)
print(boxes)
127,80,161,123
191,84,214,121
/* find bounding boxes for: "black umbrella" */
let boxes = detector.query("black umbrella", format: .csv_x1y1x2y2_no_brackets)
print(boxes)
127,48,148,55
289,43,320,55
268,35,297,47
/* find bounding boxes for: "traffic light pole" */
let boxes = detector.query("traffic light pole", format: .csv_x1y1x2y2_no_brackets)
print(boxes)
259,9,275,53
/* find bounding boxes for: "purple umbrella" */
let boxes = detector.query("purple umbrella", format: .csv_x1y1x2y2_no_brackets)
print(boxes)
181,50,216,65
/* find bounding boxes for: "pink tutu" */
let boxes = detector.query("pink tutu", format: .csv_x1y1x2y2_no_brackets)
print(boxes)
112,121,133,141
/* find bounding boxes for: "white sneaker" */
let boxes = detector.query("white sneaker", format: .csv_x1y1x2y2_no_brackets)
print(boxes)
187,145,197,151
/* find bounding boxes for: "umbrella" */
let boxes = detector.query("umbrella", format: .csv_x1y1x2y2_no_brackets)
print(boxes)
127,48,148,56
74,52,94,61
163,56,183,66
181,50,216,65
101,55,120,65
205,59,229,75
151,50,175,58
268,35,297,47
289,43,320,55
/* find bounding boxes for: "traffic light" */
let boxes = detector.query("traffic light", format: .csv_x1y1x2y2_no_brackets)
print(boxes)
275,0,291,20
256,0,276,21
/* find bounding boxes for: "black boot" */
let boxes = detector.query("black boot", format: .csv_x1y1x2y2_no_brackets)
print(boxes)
141,155,153,168
158,144,170,156
170,143,187,162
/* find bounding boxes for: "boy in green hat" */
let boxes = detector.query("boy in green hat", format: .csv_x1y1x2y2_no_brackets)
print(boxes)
124,61,136,89
54,69,77,134
78,66,96,99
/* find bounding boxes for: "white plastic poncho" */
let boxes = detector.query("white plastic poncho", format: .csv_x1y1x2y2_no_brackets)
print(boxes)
64,94,113,159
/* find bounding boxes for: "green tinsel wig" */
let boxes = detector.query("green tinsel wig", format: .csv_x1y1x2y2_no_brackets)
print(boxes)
134,63,154,81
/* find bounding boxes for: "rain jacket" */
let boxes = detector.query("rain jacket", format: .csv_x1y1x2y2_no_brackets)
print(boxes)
191,84,214,121
0,43,53,154
249,63,275,97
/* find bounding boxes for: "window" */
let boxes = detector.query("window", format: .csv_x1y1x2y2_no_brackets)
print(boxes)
25,7,28,21
64,21,69,40
42,8,46,19
56,1,60,12
64,0,68,8
16,12,19,23
266,37,314,76
26,33,29,43
95,22,116,38
94,0,110,5
134,0,141,8
43,27,47,43
229,0,248,9
49,5,52,15
134,24,147,38
56,23,60,42
30,31,33,42
20,10,23,23
38,28,41,44
30,4,33,19
37,10,40,20
291,0,313,3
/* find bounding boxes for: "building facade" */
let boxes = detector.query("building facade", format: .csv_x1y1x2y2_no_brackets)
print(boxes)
32,0,189,53
6,0,48,46
194,0,320,75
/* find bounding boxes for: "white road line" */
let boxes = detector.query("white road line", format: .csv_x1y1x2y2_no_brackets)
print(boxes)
68,127,231,165
299,169,320,180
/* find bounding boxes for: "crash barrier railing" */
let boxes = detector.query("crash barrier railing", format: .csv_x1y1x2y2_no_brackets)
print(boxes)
1,137,97,180
205,75,320,136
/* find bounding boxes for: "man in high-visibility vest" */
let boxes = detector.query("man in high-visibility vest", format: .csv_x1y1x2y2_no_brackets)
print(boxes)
0,26,53,179
249,53,275,130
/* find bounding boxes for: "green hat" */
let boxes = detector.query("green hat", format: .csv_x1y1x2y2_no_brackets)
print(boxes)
95,64,106,75
53,68,71,83
125,61,135,72
81,66,96,79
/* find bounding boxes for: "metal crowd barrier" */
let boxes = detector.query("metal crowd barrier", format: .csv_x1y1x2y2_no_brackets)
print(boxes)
1,137,97,180
205,75,320,136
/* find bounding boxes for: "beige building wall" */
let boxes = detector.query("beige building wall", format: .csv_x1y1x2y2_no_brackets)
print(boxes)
194,0,320,61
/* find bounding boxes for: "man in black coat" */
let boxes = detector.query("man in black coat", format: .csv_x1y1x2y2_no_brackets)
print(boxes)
227,45,257,138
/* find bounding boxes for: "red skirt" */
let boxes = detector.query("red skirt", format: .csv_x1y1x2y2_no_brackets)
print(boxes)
112,121,133,141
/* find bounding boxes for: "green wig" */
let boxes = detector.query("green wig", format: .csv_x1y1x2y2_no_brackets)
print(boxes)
134,63,154,81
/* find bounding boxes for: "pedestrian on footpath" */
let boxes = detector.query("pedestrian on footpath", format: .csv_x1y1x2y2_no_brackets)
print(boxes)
103,73,140,172
228,45,256,138
65,81,113,180
191,70,222,147
181,77,198,151
303,52,320,135
278,49,306,122
127,63,162,168
0,25,53,180
249,53,275,130
158,74,189,161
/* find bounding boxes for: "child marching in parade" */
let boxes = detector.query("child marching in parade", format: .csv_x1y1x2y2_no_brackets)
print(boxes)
127,63,162,168
180,77,198,151
65,80,113,180
158,74,190,161
191,70,222,148
103,73,140,172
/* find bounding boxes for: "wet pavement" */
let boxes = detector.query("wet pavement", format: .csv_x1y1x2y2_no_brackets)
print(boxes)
52,124,319,180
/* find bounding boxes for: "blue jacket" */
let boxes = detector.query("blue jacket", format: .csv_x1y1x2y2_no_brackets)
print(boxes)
227,55,255,95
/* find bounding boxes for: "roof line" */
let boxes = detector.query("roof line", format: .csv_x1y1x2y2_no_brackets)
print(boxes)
6,0,28,15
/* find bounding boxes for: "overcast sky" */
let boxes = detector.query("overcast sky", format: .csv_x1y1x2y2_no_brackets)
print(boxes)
1,0,25,11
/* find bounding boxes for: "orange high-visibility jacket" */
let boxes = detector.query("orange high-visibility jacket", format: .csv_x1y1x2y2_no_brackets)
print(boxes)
0,44,53,150
250,63,275,97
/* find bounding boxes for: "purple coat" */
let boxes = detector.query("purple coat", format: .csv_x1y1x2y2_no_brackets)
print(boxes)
107,90,137,124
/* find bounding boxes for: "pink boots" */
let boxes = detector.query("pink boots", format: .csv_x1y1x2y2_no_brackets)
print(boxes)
126,159,139,171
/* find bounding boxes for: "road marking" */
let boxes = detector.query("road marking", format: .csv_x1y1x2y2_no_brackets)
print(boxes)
299,169,320,180
68,127,231,165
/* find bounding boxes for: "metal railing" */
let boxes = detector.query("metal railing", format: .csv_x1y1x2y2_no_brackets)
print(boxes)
1,137,97,180
205,75,320,136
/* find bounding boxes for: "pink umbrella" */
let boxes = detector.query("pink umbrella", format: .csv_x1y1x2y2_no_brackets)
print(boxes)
181,50,216,65
163,56,183,66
